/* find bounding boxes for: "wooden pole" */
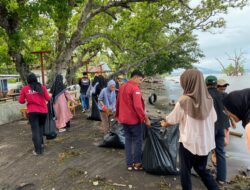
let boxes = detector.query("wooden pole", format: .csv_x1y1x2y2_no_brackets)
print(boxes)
31,51,50,85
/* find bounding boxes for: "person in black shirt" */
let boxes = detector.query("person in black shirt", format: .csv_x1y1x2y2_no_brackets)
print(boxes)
205,75,227,185
217,79,231,145
79,72,90,112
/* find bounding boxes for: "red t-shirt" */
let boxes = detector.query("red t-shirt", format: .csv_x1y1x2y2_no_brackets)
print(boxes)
18,85,51,113
116,80,145,125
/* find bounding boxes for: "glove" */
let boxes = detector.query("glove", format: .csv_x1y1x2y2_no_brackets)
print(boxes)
102,105,108,112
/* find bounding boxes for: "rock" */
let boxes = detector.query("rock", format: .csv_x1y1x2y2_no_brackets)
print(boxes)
84,171,88,175
128,184,133,189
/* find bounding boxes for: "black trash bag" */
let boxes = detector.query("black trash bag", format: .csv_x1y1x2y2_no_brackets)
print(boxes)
99,120,125,149
44,100,57,140
87,96,101,121
142,119,179,175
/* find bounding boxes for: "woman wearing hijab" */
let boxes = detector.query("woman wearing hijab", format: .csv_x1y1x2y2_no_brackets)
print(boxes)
98,80,116,133
161,69,219,190
223,89,250,151
50,74,77,132
19,73,51,155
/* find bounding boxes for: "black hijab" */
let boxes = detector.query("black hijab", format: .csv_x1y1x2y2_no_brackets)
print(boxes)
50,74,66,99
27,73,43,94
223,88,250,127
92,75,107,96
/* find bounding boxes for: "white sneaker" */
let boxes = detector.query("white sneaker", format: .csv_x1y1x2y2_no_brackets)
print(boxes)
59,128,66,133
32,150,38,156
82,109,86,113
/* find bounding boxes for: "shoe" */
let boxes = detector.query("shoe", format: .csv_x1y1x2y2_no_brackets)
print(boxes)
127,166,133,171
59,128,66,133
32,150,38,156
82,109,86,113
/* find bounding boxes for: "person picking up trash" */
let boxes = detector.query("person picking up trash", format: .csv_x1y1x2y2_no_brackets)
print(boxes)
98,80,116,134
160,69,219,190
116,70,151,172
223,88,250,151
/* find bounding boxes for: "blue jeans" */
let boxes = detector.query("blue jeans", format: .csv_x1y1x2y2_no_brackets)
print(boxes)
80,93,89,110
215,127,226,182
123,124,143,166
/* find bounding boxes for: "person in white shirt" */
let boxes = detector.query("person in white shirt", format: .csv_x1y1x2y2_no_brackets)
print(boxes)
161,69,219,190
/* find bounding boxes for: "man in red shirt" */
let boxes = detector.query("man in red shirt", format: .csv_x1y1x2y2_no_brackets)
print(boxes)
116,70,150,171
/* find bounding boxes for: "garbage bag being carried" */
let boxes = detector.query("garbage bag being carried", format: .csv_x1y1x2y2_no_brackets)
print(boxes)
44,100,57,140
99,120,125,149
142,119,179,175
87,96,101,121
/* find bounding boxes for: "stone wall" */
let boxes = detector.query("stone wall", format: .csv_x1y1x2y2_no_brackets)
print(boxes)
0,102,25,125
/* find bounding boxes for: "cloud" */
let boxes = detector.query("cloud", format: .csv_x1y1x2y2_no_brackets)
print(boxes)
195,5,250,70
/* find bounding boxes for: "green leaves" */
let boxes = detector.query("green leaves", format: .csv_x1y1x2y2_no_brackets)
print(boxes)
0,0,248,79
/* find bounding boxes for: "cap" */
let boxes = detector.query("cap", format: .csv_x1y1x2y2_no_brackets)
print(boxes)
217,79,229,86
205,75,217,85
117,75,124,79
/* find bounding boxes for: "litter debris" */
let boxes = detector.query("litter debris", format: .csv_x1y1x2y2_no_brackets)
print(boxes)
113,183,126,187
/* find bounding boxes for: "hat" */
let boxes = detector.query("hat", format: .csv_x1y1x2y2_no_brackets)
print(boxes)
117,75,124,79
217,79,229,86
205,75,217,85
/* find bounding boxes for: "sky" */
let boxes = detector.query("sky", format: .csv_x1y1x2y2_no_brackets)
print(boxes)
193,4,250,71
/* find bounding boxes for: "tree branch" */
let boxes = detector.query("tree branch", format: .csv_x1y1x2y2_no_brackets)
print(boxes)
80,33,129,52
216,58,225,70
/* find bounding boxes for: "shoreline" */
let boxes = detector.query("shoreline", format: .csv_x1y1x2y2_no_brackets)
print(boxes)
0,78,249,189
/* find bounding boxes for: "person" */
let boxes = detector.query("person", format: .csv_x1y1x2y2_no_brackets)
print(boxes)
116,70,151,171
79,72,90,113
217,79,229,94
223,88,250,151
217,79,231,147
98,80,116,133
92,72,107,101
205,76,227,185
18,73,51,155
160,69,219,190
50,74,77,133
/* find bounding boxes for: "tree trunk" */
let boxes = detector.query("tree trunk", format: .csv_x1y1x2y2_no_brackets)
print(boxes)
66,66,78,85
9,51,30,84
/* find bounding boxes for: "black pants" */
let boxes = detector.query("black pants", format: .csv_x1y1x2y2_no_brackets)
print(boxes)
28,112,47,154
179,143,219,190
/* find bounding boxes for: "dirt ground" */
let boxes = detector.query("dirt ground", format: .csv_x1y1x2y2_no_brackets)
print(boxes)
0,81,250,190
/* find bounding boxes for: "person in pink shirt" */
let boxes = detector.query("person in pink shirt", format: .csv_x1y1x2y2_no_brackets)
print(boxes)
50,74,77,132
19,73,51,155
161,69,219,190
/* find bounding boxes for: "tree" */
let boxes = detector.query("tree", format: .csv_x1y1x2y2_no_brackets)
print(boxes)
0,0,248,84
217,50,246,76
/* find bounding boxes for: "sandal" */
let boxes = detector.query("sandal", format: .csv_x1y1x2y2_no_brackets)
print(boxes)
133,163,143,171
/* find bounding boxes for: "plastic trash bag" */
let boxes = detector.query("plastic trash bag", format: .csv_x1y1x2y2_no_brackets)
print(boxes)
142,119,179,175
44,100,57,140
99,120,125,149
87,96,101,121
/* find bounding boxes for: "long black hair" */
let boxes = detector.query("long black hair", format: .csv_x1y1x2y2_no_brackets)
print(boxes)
27,73,43,94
